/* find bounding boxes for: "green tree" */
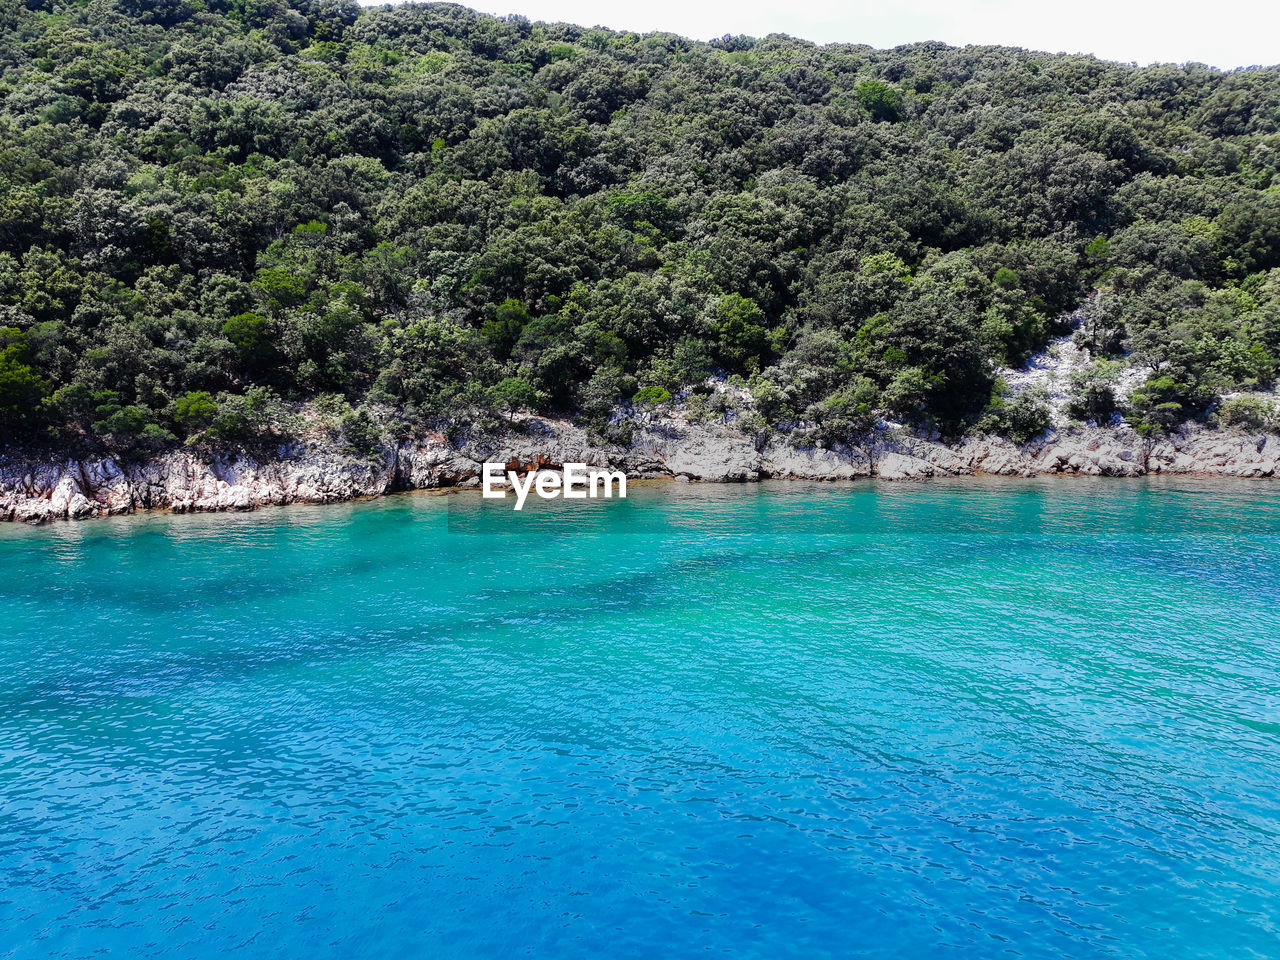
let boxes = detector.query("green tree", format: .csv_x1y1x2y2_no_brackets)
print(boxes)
1066,361,1122,424
0,328,50,435
1127,374,1211,435
633,385,672,406
712,295,770,374
487,376,540,423
855,80,903,122
173,390,219,431
480,299,530,358
977,382,1053,444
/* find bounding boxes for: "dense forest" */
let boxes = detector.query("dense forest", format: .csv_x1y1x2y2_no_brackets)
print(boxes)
2,0,1279,456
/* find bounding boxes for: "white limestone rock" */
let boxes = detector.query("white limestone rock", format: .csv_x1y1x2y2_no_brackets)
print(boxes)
3,417,1280,523
875,452,938,480
760,440,871,479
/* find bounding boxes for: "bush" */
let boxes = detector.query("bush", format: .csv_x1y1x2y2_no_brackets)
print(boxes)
306,393,383,454
808,378,879,442
578,366,632,426
339,407,382,456
712,295,770,374
1126,374,1213,435
646,336,712,393
735,409,769,438
92,400,176,451
1218,395,1277,431
1066,360,1121,424
222,313,274,369
487,376,540,422
748,376,792,423
977,382,1053,444
197,387,296,449
632,385,672,405
0,327,51,436
856,80,903,122
173,391,218,431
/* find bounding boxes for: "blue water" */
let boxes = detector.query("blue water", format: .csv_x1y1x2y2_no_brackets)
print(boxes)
2,479,1279,959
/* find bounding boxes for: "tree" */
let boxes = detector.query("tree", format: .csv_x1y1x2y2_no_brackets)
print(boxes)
0,327,50,435
1066,361,1122,425
0,0,1277,454
222,313,276,373
855,80,903,122
174,390,219,432
480,299,530,358
1218,395,1276,431
632,385,672,407
487,376,540,423
1127,374,1212,435
977,382,1053,444
712,295,771,374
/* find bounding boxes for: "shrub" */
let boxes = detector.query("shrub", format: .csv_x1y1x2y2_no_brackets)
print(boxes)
978,382,1053,444
487,376,541,423
712,295,770,374
339,407,382,456
808,378,879,442
578,366,631,425
1126,374,1213,436
1218,395,1277,431
1066,360,1121,424
198,387,296,449
92,401,176,451
855,79,903,122
0,327,50,435
632,385,672,405
173,391,218,431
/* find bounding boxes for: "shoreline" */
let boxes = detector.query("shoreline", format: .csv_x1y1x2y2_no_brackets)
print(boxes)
4,417,1278,525
6,472,1275,537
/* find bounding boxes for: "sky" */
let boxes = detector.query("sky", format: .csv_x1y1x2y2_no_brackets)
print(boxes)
441,0,1280,69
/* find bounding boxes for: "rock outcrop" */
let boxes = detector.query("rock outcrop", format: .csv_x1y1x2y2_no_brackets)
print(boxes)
3,419,1278,523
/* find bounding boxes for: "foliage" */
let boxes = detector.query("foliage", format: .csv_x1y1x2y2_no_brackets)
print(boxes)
1,1,1279,451
855,80,903,123
338,407,382,456
977,382,1053,445
633,385,672,405
1066,360,1122,425
487,376,540,421
194,387,296,449
173,390,218,428
0,327,51,436
712,295,770,374
1126,374,1214,436
1218,394,1278,431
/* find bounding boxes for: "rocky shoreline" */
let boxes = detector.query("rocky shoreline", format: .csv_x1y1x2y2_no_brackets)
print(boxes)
3,416,1279,524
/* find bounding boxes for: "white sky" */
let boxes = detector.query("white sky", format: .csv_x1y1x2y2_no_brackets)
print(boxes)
440,0,1280,69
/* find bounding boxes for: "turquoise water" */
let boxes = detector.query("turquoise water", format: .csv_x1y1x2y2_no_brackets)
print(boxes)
2,479,1279,959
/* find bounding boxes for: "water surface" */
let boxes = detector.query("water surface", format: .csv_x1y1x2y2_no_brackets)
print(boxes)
2,479,1278,959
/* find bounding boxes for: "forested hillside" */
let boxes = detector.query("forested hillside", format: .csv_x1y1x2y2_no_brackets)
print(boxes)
2,0,1279,455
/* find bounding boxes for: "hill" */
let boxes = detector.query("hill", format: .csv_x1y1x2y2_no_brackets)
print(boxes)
2,0,1279,456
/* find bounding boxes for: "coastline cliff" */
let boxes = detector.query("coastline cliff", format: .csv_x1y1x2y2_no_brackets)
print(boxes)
4,416,1279,524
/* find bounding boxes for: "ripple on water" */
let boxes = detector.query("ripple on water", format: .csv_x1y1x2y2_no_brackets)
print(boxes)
1,478,1278,959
